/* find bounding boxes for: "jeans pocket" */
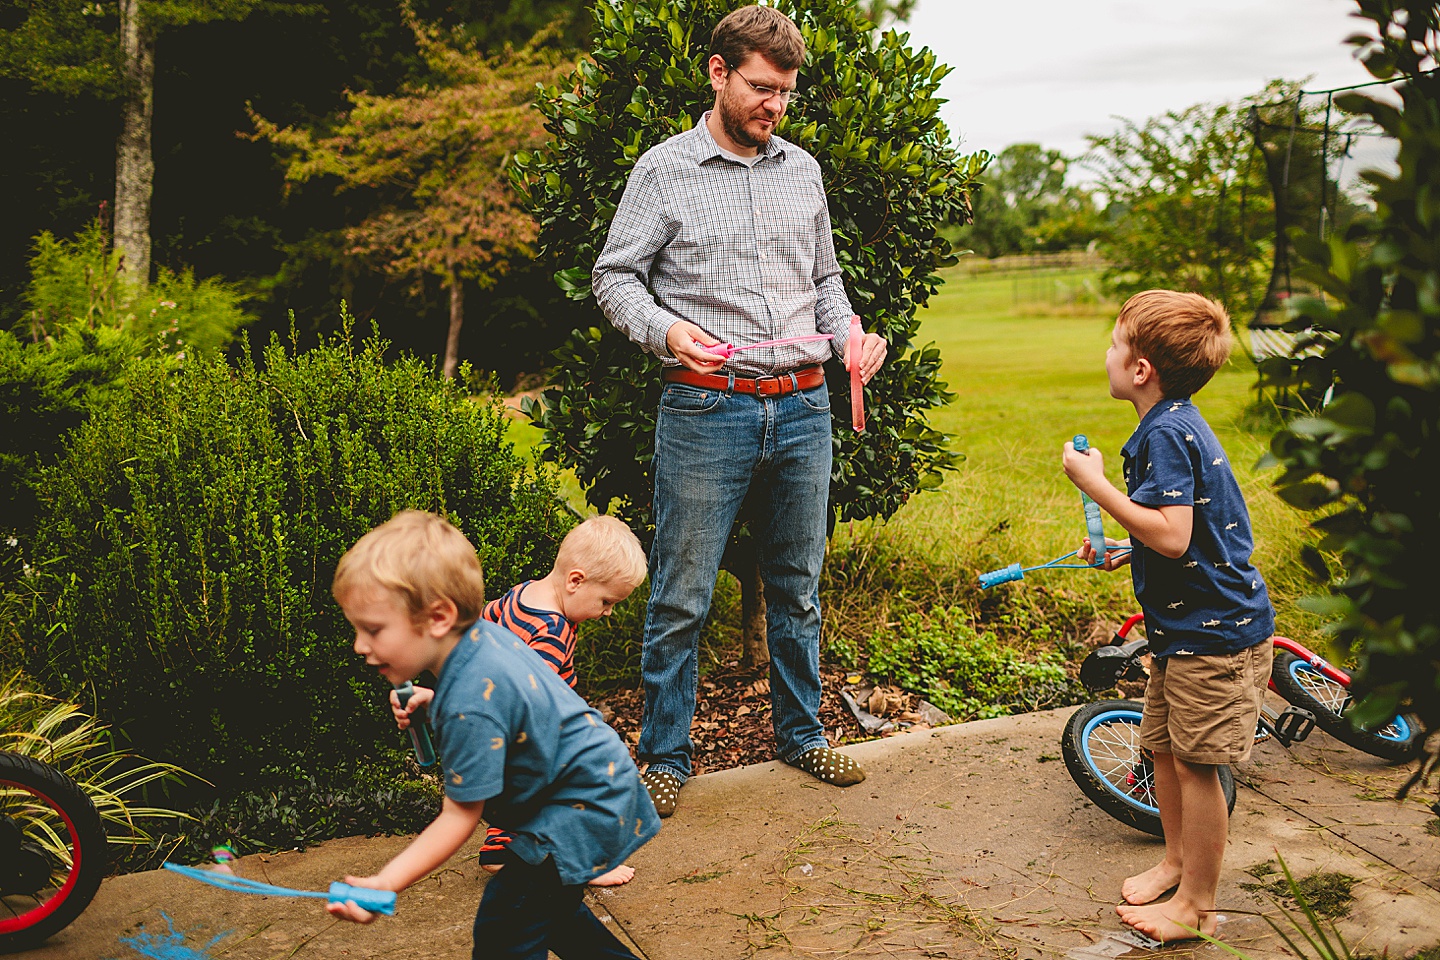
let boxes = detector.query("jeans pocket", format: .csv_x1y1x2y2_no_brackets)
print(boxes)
661,383,722,415
796,382,831,412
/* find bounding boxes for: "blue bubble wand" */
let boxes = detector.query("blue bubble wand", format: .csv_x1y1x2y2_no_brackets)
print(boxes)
978,434,1132,590
162,863,397,916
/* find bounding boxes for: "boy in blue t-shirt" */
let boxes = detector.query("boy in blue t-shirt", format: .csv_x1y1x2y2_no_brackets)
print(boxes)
1062,290,1275,944
326,510,660,959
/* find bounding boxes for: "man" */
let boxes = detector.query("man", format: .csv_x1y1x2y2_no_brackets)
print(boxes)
592,4,886,818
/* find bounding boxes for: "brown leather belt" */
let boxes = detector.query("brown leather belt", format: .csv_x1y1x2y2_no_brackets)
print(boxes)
662,365,825,396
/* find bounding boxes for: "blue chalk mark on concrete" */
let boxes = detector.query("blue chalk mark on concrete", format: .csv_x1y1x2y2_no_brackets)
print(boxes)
115,912,227,960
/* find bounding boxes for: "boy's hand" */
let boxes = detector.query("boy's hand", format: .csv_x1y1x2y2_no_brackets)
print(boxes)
390,685,434,731
325,874,392,924
1079,536,1132,572
1062,440,1106,492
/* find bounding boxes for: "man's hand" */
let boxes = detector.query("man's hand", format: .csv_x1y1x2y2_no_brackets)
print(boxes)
843,321,888,384
665,320,727,373
325,874,394,924
1062,440,1106,495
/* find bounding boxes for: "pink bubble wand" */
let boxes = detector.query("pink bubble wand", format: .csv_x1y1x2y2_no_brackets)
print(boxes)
846,315,865,433
695,333,834,360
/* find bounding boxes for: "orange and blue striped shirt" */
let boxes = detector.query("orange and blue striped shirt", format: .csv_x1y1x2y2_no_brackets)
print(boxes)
482,580,578,690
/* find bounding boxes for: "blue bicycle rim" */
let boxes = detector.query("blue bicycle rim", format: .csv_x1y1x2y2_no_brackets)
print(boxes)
1287,659,1412,743
1080,708,1159,816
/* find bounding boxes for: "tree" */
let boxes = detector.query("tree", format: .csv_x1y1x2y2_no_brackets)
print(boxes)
512,0,984,664
954,143,1102,257
0,0,306,288
251,15,568,378
857,0,914,28
1085,91,1279,319
1259,0,1440,779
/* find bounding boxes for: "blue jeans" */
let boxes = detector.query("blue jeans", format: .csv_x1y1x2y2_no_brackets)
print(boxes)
472,855,638,959
638,377,833,781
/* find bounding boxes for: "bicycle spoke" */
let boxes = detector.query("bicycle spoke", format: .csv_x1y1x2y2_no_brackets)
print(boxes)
1086,723,1148,798
1294,667,1349,714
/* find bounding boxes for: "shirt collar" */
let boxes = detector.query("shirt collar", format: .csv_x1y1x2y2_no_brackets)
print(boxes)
694,111,787,164
1123,396,1194,458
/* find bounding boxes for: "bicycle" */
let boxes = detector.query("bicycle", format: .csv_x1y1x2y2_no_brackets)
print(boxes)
0,751,107,952
981,433,1421,835
1061,615,1421,837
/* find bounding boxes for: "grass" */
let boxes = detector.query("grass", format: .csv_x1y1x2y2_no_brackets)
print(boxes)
836,265,1331,651
1240,859,1359,920
504,264,1334,676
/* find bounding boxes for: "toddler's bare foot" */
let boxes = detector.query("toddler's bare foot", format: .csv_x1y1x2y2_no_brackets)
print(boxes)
1116,900,1216,943
588,864,635,887
481,863,504,875
1121,860,1182,905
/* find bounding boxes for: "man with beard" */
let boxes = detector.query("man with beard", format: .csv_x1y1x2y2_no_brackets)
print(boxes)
593,4,886,819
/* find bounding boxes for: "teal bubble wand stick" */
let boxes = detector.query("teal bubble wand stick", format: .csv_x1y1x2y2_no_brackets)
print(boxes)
977,434,1130,589
163,863,397,915
393,681,436,766
1072,434,1108,567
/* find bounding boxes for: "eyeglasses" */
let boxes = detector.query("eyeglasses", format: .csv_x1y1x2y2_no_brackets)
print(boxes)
726,63,802,106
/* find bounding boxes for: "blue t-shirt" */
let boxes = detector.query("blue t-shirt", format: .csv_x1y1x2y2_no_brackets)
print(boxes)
431,619,661,886
1121,398,1274,658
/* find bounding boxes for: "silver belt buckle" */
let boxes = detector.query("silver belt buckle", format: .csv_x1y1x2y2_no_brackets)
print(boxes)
752,374,783,395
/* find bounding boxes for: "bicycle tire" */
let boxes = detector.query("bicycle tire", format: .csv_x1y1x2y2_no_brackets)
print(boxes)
1061,700,1236,837
0,751,107,953
1270,650,1421,762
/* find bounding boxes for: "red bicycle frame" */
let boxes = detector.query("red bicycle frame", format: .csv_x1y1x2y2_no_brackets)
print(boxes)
1115,614,1353,691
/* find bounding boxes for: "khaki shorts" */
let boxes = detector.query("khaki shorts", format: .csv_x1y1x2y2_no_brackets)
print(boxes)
1139,641,1273,764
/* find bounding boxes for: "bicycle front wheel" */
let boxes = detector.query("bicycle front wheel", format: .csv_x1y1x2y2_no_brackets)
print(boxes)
1061,700,1236,837
1270,651,1420,762
0,751,107,953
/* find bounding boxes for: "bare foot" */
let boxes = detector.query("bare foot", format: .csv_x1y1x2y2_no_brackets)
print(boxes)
588,864,635,887
481,863,504,875
1116,900,1217,943
1121,860,1182,905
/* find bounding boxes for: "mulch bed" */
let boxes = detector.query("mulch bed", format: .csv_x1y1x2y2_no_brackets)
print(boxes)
592,662,919,775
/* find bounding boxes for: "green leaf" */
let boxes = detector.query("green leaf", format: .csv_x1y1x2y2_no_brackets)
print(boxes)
1319,393,1375,434
1277,481,1338,510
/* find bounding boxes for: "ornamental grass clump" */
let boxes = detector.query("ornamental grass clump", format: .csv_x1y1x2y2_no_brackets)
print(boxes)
0,671,192,860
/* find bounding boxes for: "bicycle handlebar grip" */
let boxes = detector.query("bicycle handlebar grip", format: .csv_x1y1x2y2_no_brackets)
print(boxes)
1072,434,1107,565
978,563,1024,590
394,682,436,767
327,882,397,916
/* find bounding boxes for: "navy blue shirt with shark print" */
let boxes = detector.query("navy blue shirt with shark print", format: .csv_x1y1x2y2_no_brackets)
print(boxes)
1121,398,1274,659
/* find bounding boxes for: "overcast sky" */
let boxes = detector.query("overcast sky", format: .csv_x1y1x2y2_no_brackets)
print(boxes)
903,0,1384,174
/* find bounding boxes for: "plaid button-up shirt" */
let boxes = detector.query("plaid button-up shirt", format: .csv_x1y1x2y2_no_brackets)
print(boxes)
592,114,854,377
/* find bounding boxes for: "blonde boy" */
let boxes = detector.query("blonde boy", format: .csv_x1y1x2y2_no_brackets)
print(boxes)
395,514,648,884
329,511,659,958
1062,291,1274,943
